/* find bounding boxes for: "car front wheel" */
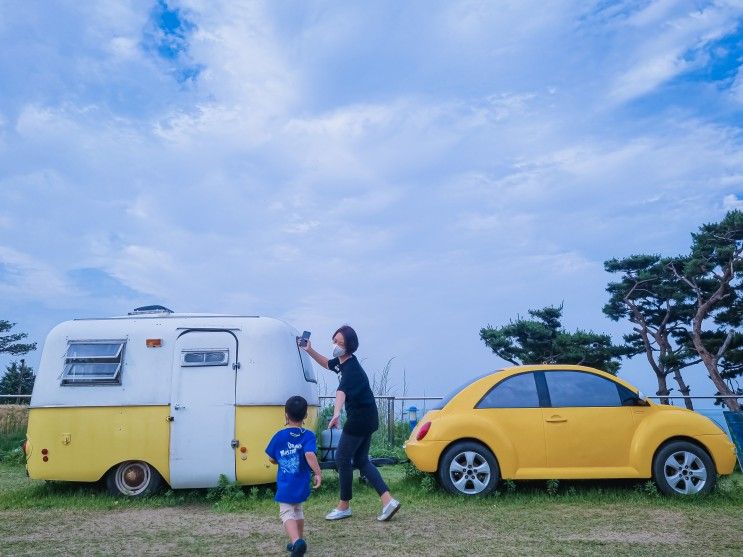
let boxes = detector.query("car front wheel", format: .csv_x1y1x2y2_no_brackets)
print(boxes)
438,441,499,496
106,461,163,497
653,441,716,496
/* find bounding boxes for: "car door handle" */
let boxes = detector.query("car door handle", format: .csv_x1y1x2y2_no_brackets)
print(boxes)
545,416,567,423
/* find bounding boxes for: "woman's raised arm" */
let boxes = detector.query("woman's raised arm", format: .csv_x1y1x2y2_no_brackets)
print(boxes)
301,340,330,369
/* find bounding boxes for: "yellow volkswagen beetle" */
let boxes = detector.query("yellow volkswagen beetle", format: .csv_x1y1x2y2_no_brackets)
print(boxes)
404,365,737,496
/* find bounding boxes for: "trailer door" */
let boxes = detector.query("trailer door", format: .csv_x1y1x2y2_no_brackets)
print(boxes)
169,330,238,488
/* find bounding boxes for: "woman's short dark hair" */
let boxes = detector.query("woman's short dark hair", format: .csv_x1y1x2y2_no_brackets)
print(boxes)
332,325,359,354
285,395,308,422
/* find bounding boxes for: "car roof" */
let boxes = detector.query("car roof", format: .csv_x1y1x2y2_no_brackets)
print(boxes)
491,364,637,390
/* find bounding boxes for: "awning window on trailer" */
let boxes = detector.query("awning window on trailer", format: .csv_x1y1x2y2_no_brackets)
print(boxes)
60,340,126,386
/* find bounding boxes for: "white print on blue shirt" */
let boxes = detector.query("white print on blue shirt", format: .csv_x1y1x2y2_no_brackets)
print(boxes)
278,442,303,474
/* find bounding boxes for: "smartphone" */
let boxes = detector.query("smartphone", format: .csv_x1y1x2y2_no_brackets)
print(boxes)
297,330,311,347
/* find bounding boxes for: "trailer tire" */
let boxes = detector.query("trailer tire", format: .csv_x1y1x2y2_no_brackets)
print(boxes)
106,461,163,497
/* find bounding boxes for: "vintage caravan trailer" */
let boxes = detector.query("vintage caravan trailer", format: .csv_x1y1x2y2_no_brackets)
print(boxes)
25,306,319,496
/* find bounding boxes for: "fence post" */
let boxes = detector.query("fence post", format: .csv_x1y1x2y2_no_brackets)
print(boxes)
387,397,394,445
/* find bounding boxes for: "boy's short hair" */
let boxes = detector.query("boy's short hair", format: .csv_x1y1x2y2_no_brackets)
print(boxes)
285,395,308,422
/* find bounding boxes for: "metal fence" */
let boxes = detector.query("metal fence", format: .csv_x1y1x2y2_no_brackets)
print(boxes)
318,395,442,445
316,394,743,447
0,394,31,404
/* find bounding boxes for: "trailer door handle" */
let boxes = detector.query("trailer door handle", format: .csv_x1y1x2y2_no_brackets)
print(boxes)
174,404,186,410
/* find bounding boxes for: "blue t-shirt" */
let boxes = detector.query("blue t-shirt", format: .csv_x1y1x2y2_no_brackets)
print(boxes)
265,427,317,504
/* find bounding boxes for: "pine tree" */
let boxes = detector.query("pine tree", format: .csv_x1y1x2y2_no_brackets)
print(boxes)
0,359,35,403
480,304,626,374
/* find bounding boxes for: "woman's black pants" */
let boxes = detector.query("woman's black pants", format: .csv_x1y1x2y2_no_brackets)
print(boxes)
335,431,389,501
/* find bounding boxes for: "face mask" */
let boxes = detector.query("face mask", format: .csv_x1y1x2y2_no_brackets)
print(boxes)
333,345,346,358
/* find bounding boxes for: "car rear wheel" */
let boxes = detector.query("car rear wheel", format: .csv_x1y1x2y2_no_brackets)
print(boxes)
438,441,499,496
106,461,163,497
653,441,716,496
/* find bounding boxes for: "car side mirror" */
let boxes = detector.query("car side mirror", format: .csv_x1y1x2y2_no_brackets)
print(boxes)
633,391,650,406
623,392,650,407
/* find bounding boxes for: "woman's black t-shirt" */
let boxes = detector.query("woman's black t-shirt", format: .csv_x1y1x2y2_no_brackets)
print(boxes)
328,355,379,436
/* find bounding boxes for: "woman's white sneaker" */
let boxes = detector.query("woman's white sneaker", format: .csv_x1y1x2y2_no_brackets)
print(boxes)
325,507,352,520
377,499,401,521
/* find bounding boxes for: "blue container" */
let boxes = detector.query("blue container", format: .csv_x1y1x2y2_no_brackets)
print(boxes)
408,405,418,430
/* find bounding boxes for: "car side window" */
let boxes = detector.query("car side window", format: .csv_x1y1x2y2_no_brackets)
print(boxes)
477,372,540,409
544,371,622,407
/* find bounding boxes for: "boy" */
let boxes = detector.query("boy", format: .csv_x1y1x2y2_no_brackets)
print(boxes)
266,395,322,557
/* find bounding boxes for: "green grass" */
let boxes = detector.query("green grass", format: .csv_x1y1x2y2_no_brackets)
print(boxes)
1,457,743,556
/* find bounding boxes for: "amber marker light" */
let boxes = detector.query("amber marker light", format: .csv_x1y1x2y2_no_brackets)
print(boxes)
240,447,247,453
41,448,48,455
146,338,163,348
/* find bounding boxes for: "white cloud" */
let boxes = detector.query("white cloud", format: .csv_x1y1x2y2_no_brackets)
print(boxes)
0,246,75,303
732,66,743,103
723,194,743,210
607,1,741,102
1,1,743,400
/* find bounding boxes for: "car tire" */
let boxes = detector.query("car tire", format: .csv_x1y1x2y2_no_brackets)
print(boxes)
653,441,716,496
438,441,499,496
106,460,163,497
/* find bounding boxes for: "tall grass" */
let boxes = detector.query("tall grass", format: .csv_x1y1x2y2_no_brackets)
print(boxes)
0,404,28,457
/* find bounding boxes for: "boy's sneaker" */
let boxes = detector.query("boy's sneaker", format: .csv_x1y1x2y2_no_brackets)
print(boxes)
286,543,293,552
290,538,307,557
325,507,352,520
377,499,401,522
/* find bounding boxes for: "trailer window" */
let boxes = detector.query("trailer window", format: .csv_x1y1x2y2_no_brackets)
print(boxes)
298,347,317,383
61,341,126,386
181,349,229,367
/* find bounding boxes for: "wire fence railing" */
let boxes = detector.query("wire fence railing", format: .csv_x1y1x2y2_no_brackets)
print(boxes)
0,395,31,404
318,395,443,444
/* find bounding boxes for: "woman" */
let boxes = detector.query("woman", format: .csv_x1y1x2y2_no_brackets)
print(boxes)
302,325,401,522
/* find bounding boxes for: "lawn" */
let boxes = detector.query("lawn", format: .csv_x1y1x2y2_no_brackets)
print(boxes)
0,458,742,556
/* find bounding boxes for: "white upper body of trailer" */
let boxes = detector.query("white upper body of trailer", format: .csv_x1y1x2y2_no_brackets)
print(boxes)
31,310,320,408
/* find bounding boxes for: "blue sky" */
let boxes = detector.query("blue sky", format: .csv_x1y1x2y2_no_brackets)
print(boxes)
1,1,743,404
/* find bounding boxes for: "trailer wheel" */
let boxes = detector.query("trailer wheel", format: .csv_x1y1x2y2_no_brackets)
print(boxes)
106,461,162,497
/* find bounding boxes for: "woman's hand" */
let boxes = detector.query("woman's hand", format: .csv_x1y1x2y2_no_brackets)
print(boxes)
298,338,312,351
328,413,341,429
313,474,322,489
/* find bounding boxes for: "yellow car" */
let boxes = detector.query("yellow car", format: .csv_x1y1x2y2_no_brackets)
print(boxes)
404,365,737,496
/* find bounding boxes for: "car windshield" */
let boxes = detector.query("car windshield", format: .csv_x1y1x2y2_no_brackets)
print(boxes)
433,371,499,410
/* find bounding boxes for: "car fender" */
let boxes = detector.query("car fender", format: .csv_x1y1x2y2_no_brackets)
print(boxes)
428,414,517,476
629,408,721,476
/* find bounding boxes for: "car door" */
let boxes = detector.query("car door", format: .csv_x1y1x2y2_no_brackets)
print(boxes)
541,370,638,475
476,372,547,476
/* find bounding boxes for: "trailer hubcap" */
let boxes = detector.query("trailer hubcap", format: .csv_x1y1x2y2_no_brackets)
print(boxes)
115,462,151,496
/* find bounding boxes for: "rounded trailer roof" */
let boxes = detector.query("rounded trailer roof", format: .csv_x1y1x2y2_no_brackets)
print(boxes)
31,314,319,408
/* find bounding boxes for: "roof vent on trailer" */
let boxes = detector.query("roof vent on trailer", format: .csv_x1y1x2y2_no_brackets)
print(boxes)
128,305,174,316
